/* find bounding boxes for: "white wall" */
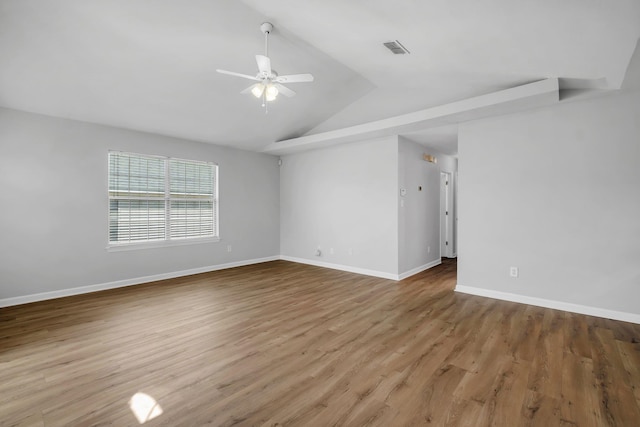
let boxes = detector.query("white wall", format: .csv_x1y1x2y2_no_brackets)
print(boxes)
398,137,441,275
280,136,399,277
457,89,640,317
280,135,448,280
0,108,280,302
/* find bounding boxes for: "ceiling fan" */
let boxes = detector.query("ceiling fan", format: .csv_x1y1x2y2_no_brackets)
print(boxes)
216,22,314,110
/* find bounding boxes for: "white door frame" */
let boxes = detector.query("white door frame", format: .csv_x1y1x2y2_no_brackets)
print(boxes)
440,171,453,258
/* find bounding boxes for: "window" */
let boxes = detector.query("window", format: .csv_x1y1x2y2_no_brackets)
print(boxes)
108,151,218,246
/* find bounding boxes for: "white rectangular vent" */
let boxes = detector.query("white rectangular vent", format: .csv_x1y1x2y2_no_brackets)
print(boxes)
383,40,410,54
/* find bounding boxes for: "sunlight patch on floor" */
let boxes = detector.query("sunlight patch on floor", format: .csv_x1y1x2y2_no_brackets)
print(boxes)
129,392,163,424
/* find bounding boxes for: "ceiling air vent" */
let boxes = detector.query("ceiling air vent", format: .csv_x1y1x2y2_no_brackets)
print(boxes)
383,40,410,54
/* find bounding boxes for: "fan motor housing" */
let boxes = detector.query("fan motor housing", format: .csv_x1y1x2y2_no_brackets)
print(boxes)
260,22,273,34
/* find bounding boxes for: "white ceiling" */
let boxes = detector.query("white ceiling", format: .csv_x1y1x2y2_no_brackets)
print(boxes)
1,0,639,153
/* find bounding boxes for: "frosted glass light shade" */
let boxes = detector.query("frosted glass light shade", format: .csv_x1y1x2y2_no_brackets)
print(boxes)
251,84,265,98
265,84,278,101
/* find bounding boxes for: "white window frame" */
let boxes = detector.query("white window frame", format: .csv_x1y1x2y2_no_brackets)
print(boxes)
107,151,219,251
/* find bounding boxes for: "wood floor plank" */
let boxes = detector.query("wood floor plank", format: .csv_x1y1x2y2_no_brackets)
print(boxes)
394,363,467,426
615,340,640,405
527,310,565,400
589,327,640,425
484,359,530,426
565,312,594,358
443,398,486,427
521,390,563,427
1,258,639,426
560,352,605,427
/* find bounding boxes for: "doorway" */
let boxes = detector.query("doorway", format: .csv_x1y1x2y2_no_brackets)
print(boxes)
440,171,454,258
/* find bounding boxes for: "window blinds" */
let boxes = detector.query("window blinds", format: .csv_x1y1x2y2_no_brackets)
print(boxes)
169,159,216,239
108,152,218,244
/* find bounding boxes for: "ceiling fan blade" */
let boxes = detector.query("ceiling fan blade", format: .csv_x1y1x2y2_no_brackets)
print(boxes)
274,73,314,83
274,83,296,97
256,55,272,76
216,69,260,81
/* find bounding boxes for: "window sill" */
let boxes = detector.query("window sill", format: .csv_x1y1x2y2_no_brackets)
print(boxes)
106,237,221,252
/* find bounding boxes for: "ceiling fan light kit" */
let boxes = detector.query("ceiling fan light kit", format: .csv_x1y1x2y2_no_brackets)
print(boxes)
216,22,314,112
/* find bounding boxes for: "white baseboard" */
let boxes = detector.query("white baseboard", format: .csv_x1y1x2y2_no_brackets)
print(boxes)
0,256,280,308
0,255,443,308
10,259,633,324
279,256,400,280
279,256,442,281
455,285,640,324
398,259,442,280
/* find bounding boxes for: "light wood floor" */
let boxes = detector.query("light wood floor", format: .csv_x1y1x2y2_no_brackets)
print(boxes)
1,259,639,426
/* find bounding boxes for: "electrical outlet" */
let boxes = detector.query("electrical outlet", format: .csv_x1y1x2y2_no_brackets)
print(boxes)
510,266,519,278
227,245,232,252
330,248,334,255
348,248,353,256
428,246,431,253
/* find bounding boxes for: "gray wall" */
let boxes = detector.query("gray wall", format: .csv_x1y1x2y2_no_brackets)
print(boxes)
458,89,640,315
280,136,399,276
0,108,280,300
280,135,449,279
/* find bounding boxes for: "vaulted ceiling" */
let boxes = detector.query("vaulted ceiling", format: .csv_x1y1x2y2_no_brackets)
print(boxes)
1,0,639,154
